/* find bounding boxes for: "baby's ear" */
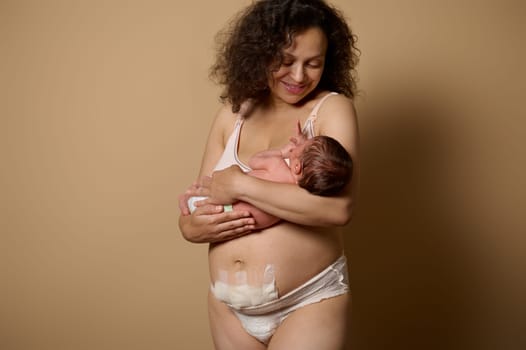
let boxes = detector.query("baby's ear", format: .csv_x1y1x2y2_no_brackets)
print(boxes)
293,161,302,175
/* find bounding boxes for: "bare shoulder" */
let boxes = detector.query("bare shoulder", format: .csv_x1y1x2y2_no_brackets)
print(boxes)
316,94,358,142
198,103,240,177
214,103,238,128
210,103,239,141
318,93,356,123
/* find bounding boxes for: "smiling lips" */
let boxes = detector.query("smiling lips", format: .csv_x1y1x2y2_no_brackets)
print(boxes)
282,81,307,95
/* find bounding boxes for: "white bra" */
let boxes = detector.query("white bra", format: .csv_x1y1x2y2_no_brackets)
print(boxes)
213,92,338,172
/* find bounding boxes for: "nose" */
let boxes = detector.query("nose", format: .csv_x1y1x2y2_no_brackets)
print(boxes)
290,63,305,82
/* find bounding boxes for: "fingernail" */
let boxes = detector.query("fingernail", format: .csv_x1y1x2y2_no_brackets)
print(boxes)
216,206,223,211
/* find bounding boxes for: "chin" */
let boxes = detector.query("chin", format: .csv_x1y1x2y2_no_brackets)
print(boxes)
278,88,313,105
281,95,303,105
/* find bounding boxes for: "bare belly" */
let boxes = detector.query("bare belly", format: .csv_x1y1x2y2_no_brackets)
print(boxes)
208,222,344,296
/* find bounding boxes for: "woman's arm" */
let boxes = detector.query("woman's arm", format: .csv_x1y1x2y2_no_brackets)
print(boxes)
198,95,360,227
202,166,352,226
178,106,256,243
179,199,256,243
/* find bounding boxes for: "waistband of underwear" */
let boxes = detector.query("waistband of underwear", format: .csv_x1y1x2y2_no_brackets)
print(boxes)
234,254,348,315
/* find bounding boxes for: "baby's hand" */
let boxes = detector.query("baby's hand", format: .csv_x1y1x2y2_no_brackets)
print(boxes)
280,142,296,157
290,120,307,146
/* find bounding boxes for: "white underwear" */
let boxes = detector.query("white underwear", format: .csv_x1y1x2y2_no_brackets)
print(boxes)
211,255,349,344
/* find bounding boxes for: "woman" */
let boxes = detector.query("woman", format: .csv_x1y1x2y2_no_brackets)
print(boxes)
179,0,360,348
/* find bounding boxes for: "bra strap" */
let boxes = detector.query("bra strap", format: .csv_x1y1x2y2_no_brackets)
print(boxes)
310,92,338,119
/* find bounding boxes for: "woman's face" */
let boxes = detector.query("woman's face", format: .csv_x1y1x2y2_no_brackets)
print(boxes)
269,27,328,105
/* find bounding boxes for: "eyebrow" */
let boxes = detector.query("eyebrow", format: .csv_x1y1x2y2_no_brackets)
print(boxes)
282,53,325,60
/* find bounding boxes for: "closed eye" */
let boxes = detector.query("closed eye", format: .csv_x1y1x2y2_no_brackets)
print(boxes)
306,60,323,68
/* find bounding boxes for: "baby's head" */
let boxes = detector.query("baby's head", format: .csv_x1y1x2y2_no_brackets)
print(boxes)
291,136,353,196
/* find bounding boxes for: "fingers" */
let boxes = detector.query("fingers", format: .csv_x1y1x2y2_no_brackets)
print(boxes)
295,120,302,135
194,203,251,220
184,185,201,198
178,193,191,215
212,225,255,243
210,217,256,242
186,205,257,243
192,203,223,215
179,192,196,215
196,206,255,227
190,196,217,212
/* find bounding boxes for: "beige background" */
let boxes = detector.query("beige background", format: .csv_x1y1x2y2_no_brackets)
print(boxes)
1,0,524,349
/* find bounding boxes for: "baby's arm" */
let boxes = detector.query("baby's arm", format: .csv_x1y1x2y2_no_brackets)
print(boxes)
248,149,286,171
238,150,295,230
249,122,307,167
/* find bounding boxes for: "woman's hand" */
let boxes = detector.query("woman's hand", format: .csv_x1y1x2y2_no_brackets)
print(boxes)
178,179,256,243
178,204,256,243
197,165,245,205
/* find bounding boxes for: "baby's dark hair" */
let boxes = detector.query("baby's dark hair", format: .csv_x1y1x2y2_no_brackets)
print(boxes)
298,136,353,196
210,0,359,113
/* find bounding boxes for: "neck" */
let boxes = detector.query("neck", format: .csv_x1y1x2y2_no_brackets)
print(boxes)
263,97,294,113
263,94,313,114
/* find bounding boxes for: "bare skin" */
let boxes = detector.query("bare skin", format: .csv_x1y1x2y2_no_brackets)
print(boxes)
268,294,349,350
208,292,267,350
181,121,308,231
179,27,360,349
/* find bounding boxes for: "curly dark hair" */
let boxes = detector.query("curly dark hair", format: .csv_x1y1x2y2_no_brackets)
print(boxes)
210,0,360,113
298,135,353,196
